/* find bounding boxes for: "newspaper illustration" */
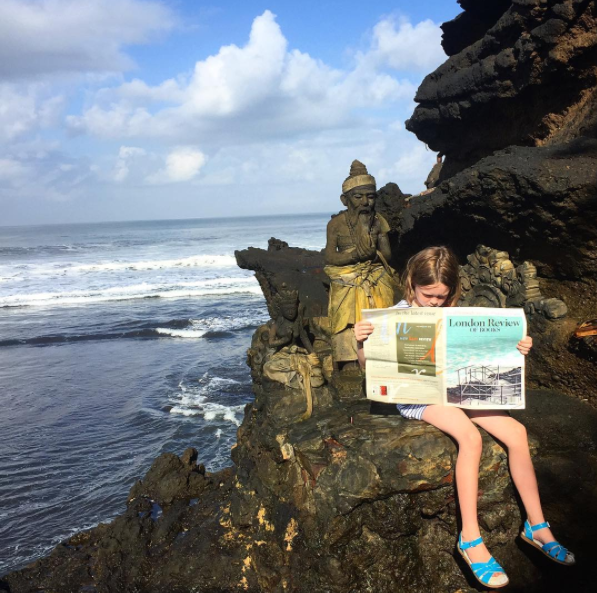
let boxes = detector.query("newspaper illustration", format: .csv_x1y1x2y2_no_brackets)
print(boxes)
362,307,526,410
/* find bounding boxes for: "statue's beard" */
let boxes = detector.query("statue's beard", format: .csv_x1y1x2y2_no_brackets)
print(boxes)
356,208,374,225
349,206,372,218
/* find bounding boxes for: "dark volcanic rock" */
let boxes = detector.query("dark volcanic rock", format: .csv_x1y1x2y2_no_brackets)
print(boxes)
407,0,597,177
5,390,597,593
235,239,328,319
441,0,512,56
388,139,597,282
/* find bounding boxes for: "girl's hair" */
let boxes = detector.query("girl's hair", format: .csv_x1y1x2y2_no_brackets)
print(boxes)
402,246,461,306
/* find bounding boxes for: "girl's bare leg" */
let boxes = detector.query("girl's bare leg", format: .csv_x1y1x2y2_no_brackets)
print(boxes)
467,410,556,545
421,405,496,567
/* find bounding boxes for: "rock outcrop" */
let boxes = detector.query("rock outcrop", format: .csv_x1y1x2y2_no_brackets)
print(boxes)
4,382,597,592
397,0,597,407
407,0,597,178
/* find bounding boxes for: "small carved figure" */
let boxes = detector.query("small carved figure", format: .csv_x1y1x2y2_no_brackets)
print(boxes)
246,323,275,382
268,283,313,352
459,245,567,319
247,283,315,382
263,345,323,421
324,160,396,364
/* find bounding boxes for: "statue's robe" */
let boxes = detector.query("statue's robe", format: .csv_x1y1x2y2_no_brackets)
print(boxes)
324,214,395,362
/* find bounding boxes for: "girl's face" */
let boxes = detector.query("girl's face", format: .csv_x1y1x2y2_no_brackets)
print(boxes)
413,282,450,307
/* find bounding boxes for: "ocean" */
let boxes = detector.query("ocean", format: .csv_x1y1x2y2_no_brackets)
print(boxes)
0,214,329,575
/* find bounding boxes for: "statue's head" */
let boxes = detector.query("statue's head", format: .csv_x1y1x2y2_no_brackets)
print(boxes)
273,283,299,320
340,160,376,216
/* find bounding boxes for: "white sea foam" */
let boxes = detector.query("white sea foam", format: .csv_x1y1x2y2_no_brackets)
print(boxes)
169,402,244,424
156,312,268,339
155,328,209,338
169,377,245,425
18,254,239,278
0,277,261,308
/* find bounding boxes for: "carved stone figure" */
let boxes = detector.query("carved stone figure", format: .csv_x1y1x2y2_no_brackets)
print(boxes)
247,283,314,382
262,346,323,421
268,283,313,352
324,160,396,364
246,323,275,382
459,245,567,319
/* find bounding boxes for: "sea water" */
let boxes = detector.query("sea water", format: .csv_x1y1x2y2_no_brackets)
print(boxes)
0,214,328,575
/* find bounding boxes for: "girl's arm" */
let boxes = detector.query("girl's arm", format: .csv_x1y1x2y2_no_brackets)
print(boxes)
355,320,375,369
517,335,533,356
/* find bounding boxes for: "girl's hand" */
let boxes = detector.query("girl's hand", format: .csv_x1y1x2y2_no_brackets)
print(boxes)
355,320,374,342
517,336,533,356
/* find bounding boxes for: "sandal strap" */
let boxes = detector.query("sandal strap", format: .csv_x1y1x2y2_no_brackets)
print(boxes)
528,520,550,531
542,541,568,562
459,534,483,550
471,557,506,583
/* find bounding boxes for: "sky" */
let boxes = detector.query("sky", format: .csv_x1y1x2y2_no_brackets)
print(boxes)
0,0,462,226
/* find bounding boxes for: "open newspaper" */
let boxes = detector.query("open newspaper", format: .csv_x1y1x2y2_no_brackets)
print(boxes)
362,307,526,410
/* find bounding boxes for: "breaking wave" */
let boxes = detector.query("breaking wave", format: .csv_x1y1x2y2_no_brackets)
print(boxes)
168,376,247,425
0,312,268,347
0,277,260,309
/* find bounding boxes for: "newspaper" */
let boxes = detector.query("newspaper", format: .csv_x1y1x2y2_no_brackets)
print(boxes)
362,307,527,410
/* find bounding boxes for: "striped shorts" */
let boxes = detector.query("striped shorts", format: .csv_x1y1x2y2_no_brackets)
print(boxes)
396,404,427,421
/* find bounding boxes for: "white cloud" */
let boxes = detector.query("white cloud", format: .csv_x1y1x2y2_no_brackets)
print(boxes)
0,83,65,142
164,148,207,182
0,158,30,184
113,146,147,182
66,11,421,144
0,0,176,79
119,146,146,159
186,10,288,116
147,147,207,184
367,17,445,72
196,124,436,199
2,8,447,223
0,141,94,203
377,141,437,190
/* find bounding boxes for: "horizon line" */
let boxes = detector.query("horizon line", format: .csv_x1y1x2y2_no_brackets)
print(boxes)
0,210,337,230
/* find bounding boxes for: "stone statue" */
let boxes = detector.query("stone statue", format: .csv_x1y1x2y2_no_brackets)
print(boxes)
247,283,314,382
459,244,568,319
268,283,313,352
324,160,396,364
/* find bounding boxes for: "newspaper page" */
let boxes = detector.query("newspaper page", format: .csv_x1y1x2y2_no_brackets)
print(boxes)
363,307,526,410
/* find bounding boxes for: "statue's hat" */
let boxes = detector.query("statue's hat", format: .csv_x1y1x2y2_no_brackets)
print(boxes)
342,160,376,193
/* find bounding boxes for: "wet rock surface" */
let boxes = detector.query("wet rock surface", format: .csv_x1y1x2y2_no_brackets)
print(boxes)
3,389,596,593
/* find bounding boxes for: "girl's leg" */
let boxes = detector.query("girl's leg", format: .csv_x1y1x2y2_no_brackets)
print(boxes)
421,405,495,566
466,411,556,545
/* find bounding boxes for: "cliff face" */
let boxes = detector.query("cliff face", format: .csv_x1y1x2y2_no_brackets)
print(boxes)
4,2,597,592
396,0,597,403
407,0,597,178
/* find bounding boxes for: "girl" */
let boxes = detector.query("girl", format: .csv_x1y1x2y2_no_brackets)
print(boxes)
355,246,574,589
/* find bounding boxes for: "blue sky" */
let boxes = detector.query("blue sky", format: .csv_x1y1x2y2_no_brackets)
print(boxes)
0,0,461,225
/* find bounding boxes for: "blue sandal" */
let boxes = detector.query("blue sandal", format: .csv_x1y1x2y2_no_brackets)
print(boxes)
457,533,509,588
520,520,575,565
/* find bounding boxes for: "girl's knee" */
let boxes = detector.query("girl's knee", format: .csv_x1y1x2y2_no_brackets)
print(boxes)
458,427,483,453
507,420,528,448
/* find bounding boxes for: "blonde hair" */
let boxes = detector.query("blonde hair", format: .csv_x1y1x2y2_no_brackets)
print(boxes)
402,246,461,307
